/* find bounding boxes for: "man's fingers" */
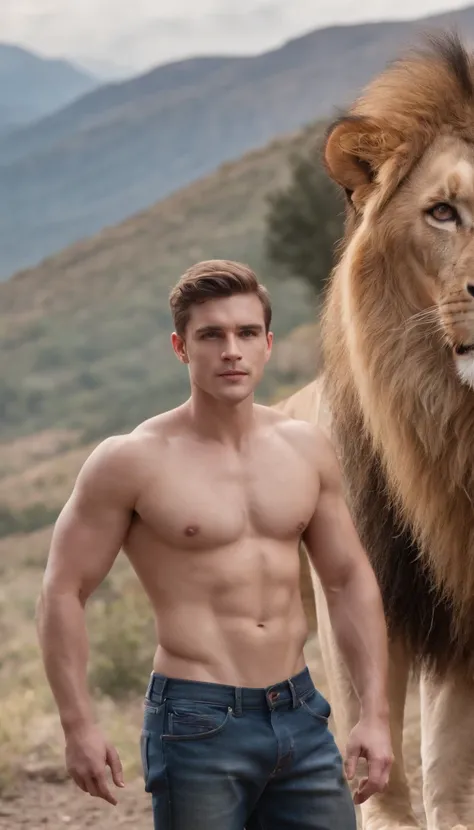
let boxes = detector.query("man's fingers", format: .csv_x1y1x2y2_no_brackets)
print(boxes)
106,745,125,788
354,774,381,805
353,775,367,805
354,757,391,804
83,775,102,799
71,772,88,794
95,773,118,806
84,772,118,806
344,744,359,781
344,757,357,781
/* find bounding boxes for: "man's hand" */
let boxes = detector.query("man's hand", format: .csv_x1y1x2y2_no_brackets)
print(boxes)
344,716,393,805
65,723,125,806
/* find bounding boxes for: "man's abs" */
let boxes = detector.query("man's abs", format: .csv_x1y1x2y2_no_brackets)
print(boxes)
124,527,309,688
152,601,308,687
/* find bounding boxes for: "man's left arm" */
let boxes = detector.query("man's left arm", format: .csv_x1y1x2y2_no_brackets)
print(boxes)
302,429,393,803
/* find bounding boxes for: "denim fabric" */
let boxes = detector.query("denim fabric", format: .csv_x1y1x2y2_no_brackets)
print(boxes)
140,666,356,829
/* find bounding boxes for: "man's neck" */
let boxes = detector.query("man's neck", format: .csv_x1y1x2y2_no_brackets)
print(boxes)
185,390,256,448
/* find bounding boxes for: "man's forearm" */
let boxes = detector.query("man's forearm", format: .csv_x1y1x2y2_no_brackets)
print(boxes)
324,563,389,720
36,590,96,735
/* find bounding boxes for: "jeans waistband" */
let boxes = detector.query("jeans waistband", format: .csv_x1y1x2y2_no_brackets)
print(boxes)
144,666,315,713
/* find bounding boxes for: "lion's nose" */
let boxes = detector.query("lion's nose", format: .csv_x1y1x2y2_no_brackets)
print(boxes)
467,284,474,298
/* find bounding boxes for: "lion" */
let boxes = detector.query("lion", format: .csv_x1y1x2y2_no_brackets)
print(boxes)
275,31,474,830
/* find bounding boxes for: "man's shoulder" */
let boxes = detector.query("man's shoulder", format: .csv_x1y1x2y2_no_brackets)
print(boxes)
78,409,180,481
258,406,340,481
258,404,328,449
75,432,143,488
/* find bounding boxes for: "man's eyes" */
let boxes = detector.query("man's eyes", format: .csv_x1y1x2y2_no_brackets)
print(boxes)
201,329,258,339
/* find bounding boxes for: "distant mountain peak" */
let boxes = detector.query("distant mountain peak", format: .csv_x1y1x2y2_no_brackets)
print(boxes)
0,41,98,135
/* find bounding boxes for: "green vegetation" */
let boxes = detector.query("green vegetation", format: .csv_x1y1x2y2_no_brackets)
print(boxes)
87,584,156,700
265,139,345,295
0,122,339,447
0,503,60,539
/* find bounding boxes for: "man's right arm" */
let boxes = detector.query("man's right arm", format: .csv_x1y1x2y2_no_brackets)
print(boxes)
36,435,138,803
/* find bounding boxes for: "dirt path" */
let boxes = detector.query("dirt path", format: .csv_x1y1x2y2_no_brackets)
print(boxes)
0,640,425,829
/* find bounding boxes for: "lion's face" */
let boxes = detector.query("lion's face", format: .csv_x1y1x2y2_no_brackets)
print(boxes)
324,118,474,391
388,133,474,387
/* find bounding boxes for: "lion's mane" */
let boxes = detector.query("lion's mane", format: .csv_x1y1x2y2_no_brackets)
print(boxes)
321,32,474,677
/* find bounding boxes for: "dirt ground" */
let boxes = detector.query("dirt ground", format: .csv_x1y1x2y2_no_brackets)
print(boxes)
0,637,424,830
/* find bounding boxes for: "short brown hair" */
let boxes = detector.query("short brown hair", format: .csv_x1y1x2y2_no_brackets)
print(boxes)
169,259,272,337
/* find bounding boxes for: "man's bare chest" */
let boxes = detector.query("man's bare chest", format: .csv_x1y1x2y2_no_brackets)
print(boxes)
134,449,318,550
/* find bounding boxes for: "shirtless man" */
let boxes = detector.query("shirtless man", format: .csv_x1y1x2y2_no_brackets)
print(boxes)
36,259,393,830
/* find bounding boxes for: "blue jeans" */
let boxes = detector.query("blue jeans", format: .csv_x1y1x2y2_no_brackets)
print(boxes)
140,666,356,829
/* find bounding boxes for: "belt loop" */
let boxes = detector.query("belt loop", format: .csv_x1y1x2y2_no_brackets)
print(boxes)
288,678,298,709
234,687,242,717
145,672,154,701
155,677,167,705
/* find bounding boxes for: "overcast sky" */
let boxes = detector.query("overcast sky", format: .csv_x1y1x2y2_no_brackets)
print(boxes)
2,0,472,77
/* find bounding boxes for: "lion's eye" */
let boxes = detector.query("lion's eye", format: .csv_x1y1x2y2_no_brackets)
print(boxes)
427,202,459,223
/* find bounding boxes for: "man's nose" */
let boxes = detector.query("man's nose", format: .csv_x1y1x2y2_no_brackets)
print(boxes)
222,336,242,360
467,284,474,298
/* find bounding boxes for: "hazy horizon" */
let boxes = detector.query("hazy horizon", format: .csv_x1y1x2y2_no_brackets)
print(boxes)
2,0,472,78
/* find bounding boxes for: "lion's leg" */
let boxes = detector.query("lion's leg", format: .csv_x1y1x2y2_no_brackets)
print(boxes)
311,566,420,830
420,669,474,830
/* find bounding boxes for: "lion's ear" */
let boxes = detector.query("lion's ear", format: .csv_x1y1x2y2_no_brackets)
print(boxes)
324,116,402,202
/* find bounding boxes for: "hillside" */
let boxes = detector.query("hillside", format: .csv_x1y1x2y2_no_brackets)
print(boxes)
1,5,474,279
0,43,97,133
0,115,328,810
0,120,328,472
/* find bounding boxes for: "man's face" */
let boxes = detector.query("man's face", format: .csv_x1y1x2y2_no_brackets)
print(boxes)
172,293,273,403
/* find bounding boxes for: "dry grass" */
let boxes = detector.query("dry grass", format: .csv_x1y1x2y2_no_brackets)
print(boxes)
0,524,152,793
0,421,155,792
0,443,93,510
0,430,80,479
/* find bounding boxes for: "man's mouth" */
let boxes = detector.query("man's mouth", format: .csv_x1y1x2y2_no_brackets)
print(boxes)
219,370,248,376
454,343,474,356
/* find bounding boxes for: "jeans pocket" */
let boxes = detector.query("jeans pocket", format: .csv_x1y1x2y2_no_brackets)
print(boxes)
300,689,332,722
163,701,232,741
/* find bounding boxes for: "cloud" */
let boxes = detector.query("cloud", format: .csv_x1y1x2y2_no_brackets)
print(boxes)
1,0,472,75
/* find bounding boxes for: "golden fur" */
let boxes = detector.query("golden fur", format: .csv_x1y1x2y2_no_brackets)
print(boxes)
276,31,474,826
280,31,474,676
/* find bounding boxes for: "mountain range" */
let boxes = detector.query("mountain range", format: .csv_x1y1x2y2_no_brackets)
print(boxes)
3,4,474,281
0,43,97,134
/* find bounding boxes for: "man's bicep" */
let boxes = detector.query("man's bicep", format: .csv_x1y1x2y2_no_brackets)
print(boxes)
44,496,131,598
42,438,136,600
302,435,368,590
303,491,361,587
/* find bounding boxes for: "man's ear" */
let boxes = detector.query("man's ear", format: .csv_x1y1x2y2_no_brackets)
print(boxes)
171,332,189,364
324,116,403,206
